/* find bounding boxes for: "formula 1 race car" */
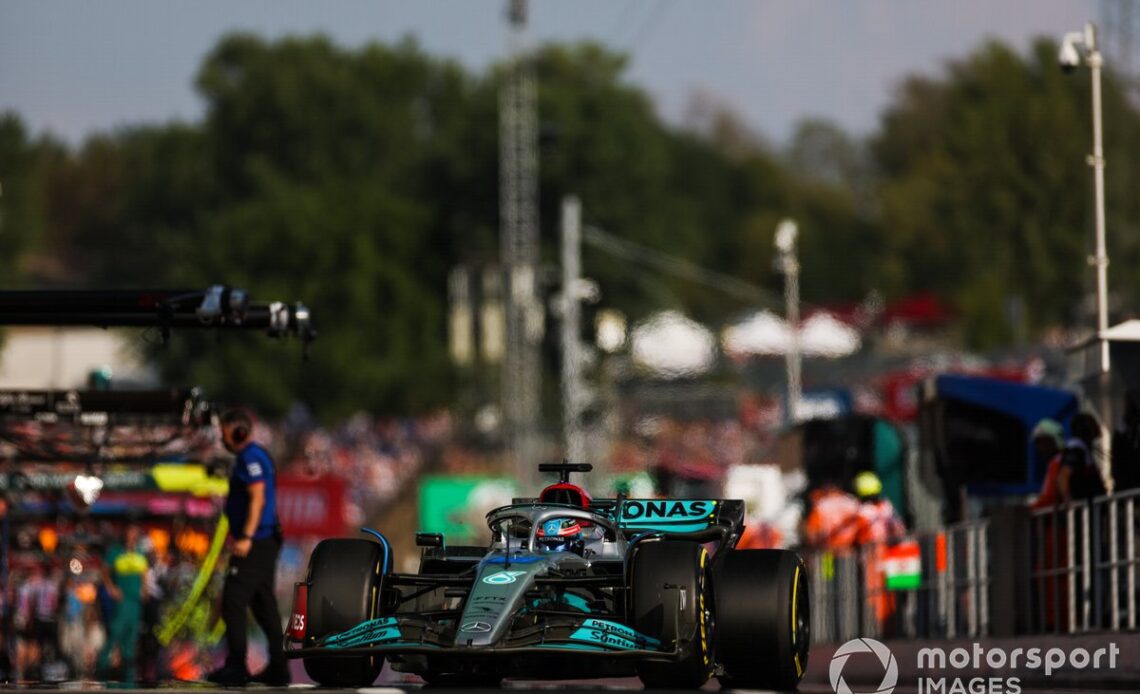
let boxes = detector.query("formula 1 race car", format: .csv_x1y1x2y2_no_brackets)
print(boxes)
284,462,809,689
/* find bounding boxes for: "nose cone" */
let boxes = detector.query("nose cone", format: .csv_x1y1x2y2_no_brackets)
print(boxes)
455,556,544,647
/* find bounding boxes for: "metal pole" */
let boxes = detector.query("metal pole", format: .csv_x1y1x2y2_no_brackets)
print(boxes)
500,0,542,491
1089,23,1109,374
560,196,587,465
776,220,801,423
786,256,802,423
1087,25,1116,488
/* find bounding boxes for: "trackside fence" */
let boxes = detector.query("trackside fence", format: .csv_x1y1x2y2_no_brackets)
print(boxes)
806,519,990,643
1027,487,1140,634
807,488,1140,644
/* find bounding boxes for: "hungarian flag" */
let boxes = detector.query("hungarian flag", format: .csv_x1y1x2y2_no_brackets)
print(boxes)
882,539,922,590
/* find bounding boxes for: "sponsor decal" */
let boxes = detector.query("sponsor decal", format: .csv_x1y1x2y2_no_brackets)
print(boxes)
566,619,661,651
322,617,401,649
617,500,718,532
467,593,510,617
482,570,527,585
460,621,492,633
289,612,305,635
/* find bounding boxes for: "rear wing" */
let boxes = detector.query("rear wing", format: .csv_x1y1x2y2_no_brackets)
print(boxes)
505,496,746,543
591,498,745,537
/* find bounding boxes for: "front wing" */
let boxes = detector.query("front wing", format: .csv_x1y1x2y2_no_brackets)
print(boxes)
284,614,677,660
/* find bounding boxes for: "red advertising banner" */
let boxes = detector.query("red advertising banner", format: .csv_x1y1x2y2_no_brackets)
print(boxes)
276,474,348,538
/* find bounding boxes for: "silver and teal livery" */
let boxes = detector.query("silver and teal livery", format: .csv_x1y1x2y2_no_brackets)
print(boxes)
286,471,809,690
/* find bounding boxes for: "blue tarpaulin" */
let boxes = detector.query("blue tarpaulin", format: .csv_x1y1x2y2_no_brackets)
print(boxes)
932,374,1079,495
935,375,1078,426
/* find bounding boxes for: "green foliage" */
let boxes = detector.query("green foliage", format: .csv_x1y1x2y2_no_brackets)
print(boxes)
0,113,46,284
10,31,1140,413
871,39,1140,345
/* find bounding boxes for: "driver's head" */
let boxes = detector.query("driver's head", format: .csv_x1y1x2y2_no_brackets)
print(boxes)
536,518,583,554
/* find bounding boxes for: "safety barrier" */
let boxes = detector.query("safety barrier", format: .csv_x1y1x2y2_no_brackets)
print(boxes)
806,518,990,644
1028,487,1140,634
809,489,1140,645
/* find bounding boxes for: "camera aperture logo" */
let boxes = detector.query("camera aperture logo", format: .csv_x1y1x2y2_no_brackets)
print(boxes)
831,638,1120,694
830,637,898,694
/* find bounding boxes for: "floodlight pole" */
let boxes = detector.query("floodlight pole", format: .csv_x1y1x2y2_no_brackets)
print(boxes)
1063,22,1113,481
1088,26,1115,486
775,219,801,424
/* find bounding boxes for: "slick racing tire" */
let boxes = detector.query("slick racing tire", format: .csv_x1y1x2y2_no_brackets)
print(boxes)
715,549,809,690
629,540,713,689
303,538,389,687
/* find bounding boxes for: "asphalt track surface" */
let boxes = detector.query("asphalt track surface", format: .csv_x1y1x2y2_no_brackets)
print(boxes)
0,682,1106,693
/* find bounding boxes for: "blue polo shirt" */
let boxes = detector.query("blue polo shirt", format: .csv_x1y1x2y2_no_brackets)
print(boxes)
224,442,278,540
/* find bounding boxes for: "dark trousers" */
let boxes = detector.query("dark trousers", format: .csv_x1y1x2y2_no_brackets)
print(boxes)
221,535,284,669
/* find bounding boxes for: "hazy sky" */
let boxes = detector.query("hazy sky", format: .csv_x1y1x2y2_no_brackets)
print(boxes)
1,0,1098,146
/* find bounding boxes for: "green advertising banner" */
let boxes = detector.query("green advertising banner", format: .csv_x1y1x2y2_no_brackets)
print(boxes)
418,475,517,543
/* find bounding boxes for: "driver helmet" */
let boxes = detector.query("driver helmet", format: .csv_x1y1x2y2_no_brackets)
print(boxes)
536,518,583,553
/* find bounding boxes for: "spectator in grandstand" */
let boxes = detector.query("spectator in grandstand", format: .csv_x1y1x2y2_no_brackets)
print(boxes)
97,522,148,683
207,408,289,687
802,480,862,550
1059,412,1108,502
1112,388,1140,493
1030,419,1066,510
852,471,906,546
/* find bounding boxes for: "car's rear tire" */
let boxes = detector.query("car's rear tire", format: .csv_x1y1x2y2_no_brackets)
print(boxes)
303,538,389,687
629,540,712,689
715,549,809,690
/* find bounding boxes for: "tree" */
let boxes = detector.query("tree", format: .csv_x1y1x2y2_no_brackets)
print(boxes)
0,113,46,285
870,39,1140,345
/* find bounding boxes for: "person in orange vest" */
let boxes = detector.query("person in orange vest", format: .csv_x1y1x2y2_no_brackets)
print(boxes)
852,471,906,636
738,520,785,550
853,471,906,546
802,481,862,551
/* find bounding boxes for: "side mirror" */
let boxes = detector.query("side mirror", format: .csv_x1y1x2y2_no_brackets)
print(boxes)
415,532,444,548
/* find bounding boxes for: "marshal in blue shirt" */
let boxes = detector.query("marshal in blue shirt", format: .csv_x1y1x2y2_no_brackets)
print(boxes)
224,442,279,540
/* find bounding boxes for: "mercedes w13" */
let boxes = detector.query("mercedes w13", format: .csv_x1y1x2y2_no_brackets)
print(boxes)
283,462,809,689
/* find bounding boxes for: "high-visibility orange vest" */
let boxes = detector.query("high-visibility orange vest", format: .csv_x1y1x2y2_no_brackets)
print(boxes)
804,488,862,550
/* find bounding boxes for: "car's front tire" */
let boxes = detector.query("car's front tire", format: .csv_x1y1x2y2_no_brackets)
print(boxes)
302,538,388,687
629,540,712,689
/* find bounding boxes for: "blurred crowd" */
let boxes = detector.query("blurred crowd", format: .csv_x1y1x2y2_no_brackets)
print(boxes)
0,410,451,684
279,411,450,526
1,520,219,683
